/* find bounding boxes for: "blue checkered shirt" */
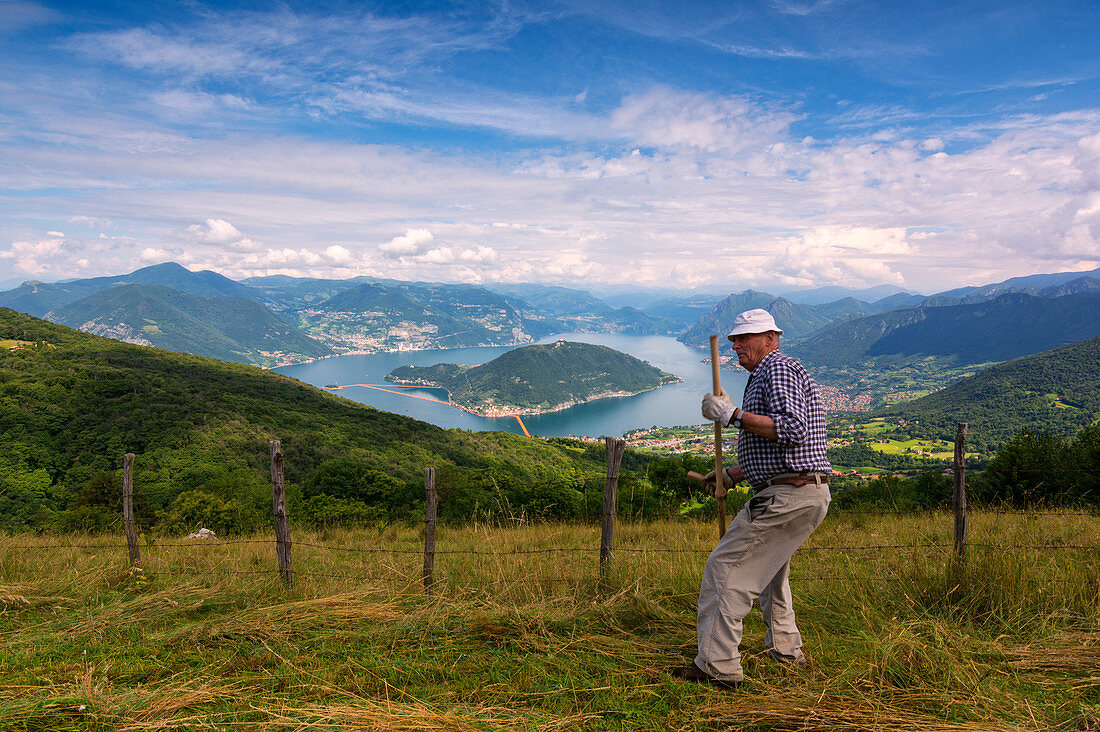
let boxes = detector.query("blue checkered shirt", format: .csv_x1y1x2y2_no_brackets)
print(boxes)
736,350,831,488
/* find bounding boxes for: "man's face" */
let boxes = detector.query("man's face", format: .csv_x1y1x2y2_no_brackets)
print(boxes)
729,331,775,371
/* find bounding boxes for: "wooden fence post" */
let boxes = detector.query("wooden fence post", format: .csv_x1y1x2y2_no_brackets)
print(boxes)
423,467,437,593
122,453,140,566
601,437,627,574
953,423,968,567
271,440,292,586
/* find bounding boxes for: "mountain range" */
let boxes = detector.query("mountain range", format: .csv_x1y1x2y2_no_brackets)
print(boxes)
790,291,1100,368
777,284,912,305
932,267,1100,302
0,261,264,317
3,262,1100,377
678,290,833,344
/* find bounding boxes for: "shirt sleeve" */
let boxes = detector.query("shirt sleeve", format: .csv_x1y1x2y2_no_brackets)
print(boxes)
762,360,809,447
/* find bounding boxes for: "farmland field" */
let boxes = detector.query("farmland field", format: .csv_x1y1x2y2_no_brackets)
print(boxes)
2,512,1098,731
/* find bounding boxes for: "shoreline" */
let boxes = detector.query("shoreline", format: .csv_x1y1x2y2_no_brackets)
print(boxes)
278,337,540,368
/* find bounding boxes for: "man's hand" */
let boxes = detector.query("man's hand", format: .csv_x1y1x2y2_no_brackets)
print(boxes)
702,468,734,497
702,392,737,426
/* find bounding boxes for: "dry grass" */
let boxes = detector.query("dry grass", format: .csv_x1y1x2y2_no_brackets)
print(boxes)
698,690,1026,732
1004,631,1100,673
1,511,1098,731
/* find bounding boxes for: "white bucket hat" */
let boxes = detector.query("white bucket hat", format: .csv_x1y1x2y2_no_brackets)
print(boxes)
727,308,783,339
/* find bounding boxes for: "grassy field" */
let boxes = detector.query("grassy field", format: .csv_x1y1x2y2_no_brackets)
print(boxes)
2,511,1098,731
869,438,956,460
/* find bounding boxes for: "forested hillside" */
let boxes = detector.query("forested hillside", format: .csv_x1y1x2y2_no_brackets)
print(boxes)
46,284,332,367
878,335,1100,450
387,340,679,414
0,310,614,532
795,292,1100,368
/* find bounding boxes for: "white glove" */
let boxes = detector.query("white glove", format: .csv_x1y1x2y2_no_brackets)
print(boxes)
702,468,733,498
702,392,737,426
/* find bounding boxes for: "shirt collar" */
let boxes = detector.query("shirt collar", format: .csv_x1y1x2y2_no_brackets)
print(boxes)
749,348,782,374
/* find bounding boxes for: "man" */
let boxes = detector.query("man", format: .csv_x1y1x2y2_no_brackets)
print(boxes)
671,308,831,689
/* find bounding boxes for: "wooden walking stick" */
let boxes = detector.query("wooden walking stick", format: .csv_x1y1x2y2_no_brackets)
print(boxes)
710,335,728,539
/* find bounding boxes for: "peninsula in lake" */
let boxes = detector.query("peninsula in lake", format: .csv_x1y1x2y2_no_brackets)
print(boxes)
385,340,681,416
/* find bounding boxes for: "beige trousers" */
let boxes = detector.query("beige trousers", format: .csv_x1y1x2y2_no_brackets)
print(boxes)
695,478,830,680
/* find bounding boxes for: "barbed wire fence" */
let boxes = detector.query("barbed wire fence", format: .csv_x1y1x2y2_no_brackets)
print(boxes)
2,423,1098,592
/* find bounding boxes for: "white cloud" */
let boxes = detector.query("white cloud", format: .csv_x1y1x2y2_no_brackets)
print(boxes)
68,6,525,93
47,230,64,237
609,86,798,153
153,90,253,116
68,215,113,228
1075,132,1100,190
2,80,1097,292
542,251,603,279
2,236,95,278
459,245,497,264
11,238,63,256
186,218,263,252
73,27,251,76
379,228,433,257
140,247,168,261
419,246,456,264
245,248,324,267
325,245,354,264
770,0,843,16
188,218,243,244
797,226,910,257
0,1,59,33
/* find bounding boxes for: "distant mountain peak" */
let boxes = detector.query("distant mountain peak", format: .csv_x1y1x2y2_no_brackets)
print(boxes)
136,261,190,273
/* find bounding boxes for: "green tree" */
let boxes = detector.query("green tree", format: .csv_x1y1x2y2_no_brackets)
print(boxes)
159,490,245,536
973,430,1068,506
304,458,417,518
0,457,52,530
647,453,712,505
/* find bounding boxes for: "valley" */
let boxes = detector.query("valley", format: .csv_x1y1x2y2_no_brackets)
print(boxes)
3,261,1099,452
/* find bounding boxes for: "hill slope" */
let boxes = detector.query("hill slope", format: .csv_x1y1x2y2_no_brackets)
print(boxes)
386,340,680,415
878,335,1100,450
46,284,332,367
0,309,610,531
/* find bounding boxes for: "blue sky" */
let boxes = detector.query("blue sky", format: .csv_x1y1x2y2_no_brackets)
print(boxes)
1,0,1098,294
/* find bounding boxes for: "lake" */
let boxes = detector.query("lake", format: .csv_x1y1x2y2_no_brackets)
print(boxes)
274,333,749,438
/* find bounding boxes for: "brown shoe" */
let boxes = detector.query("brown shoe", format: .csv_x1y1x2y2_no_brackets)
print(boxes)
765,649,809,668
669,662,743,689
